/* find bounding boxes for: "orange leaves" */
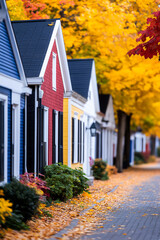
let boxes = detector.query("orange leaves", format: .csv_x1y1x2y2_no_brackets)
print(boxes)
22,0,49,19
3,168,160,239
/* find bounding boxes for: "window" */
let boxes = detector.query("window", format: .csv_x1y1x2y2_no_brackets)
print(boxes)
0,94,7,184
52,52,56,91
72,113,78,164
72,114,85,164
88,91,91,100
43,107,49,166
52,110,63,164
11,104,18,179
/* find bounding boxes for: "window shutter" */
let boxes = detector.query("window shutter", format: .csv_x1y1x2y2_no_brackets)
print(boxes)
100,131,102,158
96,132,99,158
72,118,75,163
52,110,56,164
37,106,44,174
79,121,82,163
58,111,63,164
81,122,85,164
78,120,80,162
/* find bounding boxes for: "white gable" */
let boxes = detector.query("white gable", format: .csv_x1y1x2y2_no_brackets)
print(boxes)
84,61,100,117
39,20,72,93
103,95,115,129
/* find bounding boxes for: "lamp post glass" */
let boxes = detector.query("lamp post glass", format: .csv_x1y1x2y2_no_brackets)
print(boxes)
90,122,96,137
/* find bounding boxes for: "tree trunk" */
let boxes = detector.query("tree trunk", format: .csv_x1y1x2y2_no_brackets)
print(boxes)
116,110,127,173
123,114,132,169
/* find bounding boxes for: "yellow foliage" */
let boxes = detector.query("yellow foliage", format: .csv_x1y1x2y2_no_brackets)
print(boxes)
6,0,160,133
6,0,27,20
0,192,12,224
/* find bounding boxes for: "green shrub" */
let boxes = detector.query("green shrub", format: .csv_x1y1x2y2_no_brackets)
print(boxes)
91,160,109,180
2,179,39,222
134,156,143,165
134,152,145,162
72,168,89,196
2,212,29,230
134,152,146,164
44,164,74,201
157,147,160,157
44,164,89,201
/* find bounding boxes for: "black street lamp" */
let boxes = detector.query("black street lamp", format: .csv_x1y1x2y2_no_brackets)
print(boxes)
89,122,97,137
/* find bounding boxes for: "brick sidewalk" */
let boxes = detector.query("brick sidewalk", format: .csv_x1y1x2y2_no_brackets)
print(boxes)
80,176,160,240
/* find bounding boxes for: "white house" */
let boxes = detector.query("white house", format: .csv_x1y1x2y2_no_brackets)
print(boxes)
99,94,117,166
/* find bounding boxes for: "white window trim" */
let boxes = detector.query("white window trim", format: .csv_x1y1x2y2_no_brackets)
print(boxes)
43,106,49,165
52,52,57,91
0,94,8,185
12,104,20,179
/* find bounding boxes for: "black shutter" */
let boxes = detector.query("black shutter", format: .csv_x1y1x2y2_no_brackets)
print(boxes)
82,122,85,164
78,120,80,162
100,130,103,158
52,110,56,164
100,131,102,159
27,86,35,173
0,101,4,182
37,106,43,174
58,111,63,164
96,132,99,158
72,117,75,163
79,121,82,163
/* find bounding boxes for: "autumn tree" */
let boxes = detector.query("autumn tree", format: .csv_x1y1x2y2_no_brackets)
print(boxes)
7,0,160,171
6,0,27,20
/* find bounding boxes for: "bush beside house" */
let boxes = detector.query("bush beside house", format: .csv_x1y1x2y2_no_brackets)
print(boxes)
91,160,109,180
0,164,89,233
44,164,89,201
0,179,40,231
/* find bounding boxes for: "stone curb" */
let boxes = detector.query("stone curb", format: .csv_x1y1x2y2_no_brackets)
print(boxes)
48,185,119,240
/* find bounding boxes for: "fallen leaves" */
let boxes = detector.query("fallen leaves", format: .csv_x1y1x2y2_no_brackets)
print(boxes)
3,168,160,239
142,213,148,217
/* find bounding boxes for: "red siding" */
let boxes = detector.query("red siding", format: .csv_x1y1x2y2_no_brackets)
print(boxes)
41,42,64,165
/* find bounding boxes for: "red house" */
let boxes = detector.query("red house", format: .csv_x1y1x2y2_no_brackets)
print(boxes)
12,19,72,173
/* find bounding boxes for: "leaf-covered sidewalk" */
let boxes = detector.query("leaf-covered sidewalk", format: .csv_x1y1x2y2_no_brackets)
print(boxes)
3,167,160,240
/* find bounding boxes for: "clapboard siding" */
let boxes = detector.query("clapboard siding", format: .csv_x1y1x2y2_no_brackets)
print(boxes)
0,86,11,182
0,21,20,80
20,94,25,175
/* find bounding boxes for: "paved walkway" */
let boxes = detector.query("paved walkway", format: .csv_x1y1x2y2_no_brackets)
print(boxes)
80,175,160,240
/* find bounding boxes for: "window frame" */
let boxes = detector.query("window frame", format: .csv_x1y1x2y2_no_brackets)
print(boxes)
52,52,57,91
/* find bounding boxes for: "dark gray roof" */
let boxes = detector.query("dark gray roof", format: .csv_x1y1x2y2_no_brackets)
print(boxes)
12,19,58,78
99,94,110,114
68,59,93,99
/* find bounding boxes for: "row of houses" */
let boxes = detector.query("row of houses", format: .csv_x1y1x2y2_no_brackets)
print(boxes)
0,0,117,184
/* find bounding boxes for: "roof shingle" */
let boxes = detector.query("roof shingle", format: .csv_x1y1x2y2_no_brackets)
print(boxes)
68,59,93,99
12,19,58,77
